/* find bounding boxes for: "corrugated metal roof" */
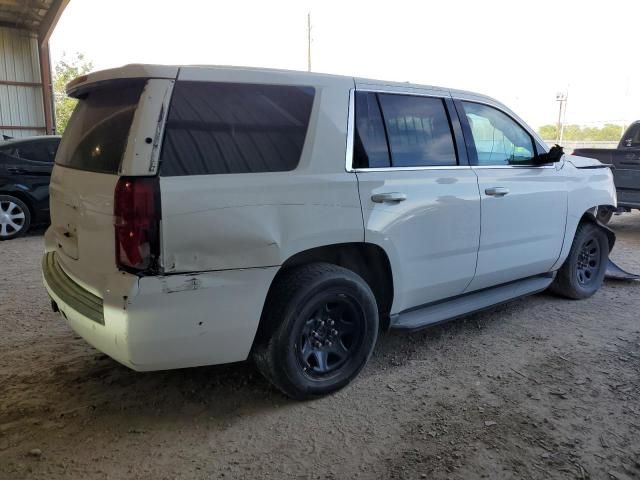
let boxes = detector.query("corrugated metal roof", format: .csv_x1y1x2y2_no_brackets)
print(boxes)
0,0,55,31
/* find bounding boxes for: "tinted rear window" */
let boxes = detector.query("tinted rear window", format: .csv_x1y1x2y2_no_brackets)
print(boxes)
353,91,391,169
159,82,315,176
55,81,145,174
378,94,457,167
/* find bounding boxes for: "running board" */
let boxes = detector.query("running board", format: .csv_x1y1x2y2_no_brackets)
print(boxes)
391,275,554,331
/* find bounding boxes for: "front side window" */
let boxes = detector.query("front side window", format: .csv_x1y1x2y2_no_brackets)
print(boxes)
160,82,315,176
462,102,535,166
378,94,457,167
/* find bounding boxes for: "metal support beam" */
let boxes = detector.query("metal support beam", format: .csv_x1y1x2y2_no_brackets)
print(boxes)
0,125,46,130
38,0,69,46
0,80,42,87
38,40,54,134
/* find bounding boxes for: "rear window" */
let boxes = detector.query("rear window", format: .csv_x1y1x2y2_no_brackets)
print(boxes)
55,81,145,174
159,82,315,176
633,126,640,146
14,140,59,163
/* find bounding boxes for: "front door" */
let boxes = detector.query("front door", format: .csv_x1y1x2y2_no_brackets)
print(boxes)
456,100,567,292
352,89,481,312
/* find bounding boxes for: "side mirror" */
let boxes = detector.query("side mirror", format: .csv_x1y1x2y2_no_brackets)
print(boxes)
532,144,564,165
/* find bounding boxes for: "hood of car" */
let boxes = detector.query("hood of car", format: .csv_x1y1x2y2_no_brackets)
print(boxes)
566,154,608,169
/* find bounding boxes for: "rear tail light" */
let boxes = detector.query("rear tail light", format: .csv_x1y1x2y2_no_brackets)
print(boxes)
114,177,161,273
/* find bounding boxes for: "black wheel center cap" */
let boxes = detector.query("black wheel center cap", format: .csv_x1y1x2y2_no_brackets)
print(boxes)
297,296,365,378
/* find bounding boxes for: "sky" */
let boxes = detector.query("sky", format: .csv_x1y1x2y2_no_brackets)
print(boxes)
50,0,640,129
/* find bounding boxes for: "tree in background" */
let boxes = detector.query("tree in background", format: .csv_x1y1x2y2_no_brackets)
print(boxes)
538,125,557,140
537,124,625,142
53,53,93,134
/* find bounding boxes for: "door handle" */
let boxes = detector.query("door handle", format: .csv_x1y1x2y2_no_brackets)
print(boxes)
485,187,509,197
371,192,407,204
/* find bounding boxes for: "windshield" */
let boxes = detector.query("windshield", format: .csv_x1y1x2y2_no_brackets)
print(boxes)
55,81,145,174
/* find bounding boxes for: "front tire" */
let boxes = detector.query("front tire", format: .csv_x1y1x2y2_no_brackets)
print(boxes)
550,222,609,299
253,263,379,400
0,195,31,240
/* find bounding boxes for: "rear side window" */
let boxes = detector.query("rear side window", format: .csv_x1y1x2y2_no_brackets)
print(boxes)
159,82,315,176
378,94,457,167
56,81,145,174
353,92,391,168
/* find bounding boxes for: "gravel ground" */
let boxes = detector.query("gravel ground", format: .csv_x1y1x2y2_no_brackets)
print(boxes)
1,213,639,480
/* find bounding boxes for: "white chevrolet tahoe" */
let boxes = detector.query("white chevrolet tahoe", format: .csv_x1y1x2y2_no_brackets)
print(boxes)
42,64,617,399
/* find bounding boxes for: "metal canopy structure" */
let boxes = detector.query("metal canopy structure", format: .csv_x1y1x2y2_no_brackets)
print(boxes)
0,0,68,43
0,0,69,137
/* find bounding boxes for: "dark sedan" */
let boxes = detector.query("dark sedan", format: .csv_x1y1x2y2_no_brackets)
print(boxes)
0,135,60,240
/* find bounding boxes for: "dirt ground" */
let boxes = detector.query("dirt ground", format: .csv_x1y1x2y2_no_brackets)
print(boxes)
1,214,639,480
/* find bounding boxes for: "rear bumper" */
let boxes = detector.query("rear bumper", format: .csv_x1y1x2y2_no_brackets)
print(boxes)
42,252,278,371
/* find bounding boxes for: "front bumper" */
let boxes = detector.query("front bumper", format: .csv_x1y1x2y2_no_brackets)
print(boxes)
42,252,279,371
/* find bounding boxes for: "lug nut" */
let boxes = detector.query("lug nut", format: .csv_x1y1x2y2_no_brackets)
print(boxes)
331,329,338,336
328,320,334,326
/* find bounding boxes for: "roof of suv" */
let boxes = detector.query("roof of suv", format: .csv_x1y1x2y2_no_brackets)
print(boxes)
66,63,499,105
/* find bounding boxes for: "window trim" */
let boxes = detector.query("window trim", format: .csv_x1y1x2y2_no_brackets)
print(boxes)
454,99,555,169
345,89,470,172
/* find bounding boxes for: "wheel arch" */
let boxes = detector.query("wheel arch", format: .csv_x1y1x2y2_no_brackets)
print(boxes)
551,205,616,271
580,208,615,252
252,242,395,349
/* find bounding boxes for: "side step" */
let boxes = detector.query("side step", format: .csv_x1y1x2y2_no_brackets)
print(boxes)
391,275,554,331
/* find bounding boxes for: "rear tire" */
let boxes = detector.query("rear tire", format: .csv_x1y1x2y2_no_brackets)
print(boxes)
0,195,31,240
549,222,608,299
596,206,614,225
253,263,379,400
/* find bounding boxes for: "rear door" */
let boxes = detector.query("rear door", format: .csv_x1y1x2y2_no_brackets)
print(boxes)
612,123,640,206
48,77,174,293
353,88,481,312
456,100,567,291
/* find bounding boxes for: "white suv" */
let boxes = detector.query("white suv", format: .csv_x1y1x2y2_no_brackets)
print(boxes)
43,65,616,399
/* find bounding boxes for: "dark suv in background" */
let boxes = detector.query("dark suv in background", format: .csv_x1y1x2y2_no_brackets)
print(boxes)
573,121,640,223
0,135,60,240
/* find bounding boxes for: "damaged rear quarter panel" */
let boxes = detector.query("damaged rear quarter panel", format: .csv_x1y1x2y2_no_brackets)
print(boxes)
159,73,362,273
159,173,363,272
